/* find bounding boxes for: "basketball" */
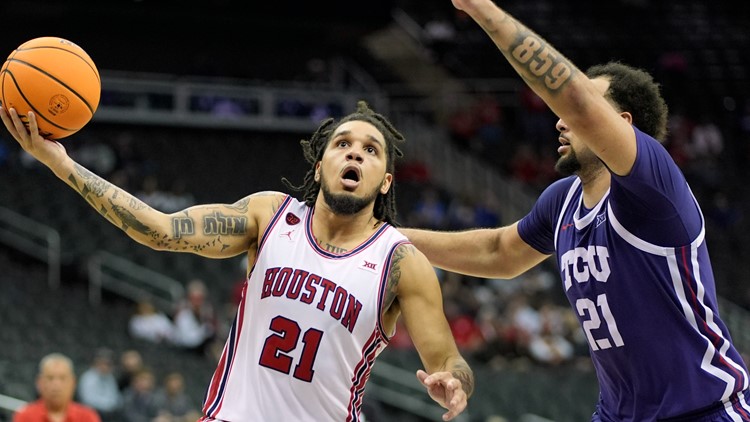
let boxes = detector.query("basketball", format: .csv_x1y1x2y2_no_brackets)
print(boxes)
0,37,100,139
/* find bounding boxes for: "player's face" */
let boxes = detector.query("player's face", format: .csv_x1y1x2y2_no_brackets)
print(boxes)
554,77,610,177
316,120,392,216
37,360,75,407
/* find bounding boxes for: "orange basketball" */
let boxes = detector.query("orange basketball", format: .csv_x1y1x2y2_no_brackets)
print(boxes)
0,37,100,139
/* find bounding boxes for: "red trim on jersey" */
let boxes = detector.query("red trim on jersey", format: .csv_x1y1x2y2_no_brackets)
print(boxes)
679,246,746,392
346,329,384,421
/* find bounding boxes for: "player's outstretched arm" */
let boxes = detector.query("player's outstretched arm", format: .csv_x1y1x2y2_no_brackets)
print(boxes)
451,0,636,174
0,106,278,258
391,243,473,420
400,223,549,279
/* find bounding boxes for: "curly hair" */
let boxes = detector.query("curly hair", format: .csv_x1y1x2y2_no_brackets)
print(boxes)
282,100,405,226
586,61,669,142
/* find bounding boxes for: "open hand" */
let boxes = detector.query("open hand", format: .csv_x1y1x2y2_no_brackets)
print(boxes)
416,369,468,421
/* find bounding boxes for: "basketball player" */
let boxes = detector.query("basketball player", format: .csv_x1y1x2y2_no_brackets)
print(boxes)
399,0,750,420
0,101,473,421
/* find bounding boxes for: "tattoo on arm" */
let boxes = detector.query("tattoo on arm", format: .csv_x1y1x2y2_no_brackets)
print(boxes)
70,164,112,205
450,360,474,398
110,199,153,234
509,29,573,93
383,244,414,310
229,197,250,213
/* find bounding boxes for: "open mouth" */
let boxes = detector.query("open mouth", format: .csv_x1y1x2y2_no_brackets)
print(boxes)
340,167,361,189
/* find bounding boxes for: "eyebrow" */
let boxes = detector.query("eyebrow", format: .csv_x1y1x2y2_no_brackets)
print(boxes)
332,130,385,149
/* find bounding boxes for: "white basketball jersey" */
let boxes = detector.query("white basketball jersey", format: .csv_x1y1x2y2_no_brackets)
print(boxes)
201,196,407,421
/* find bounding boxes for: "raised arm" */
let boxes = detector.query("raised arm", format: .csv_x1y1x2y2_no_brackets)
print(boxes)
1,107,280,259
453,0,636,174
386,243,473,421
399,222,549,279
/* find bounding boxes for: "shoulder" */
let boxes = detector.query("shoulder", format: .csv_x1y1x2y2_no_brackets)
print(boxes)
70,402,102,421
539,176,578,201
242,191,290,211
239,191,294,226
391,242,435,279
12,402,39,421
529,175,579,215
13,400,49,421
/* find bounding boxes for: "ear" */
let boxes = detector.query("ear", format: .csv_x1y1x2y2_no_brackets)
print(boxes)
380,173,393,195
314,162,321,182
620,111,633,125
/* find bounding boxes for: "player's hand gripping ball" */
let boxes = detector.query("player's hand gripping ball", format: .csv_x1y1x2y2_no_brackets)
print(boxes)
1,36,101,139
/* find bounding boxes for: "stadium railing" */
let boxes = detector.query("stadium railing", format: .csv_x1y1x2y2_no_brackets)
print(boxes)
0,207,61,289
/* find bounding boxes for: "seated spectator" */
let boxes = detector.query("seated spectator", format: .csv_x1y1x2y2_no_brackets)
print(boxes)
117,350,145,392
13,353,101,422
527,302,575,366
128,300,175,344
77,348,123,421
153,372,198,420
122,368,159,422
172,279,218,355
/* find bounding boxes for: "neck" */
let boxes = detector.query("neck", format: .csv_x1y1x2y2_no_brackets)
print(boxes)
578,166,610,208
311,200,380,248
45,402,68,422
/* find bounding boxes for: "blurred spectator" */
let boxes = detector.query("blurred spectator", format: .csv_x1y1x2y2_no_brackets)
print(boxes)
685,114,724,193
473,190,502,228
472,95,506,155
447,107,478,149
70,139,117,177
504,294,540,356
172,279,218,356
163,179,196,212
690,115,724,159
121,368,159,422
444,301,485,354
408,186,448,229
128,300,175,344
664,109,694,169
152,372,198,420
117,350,145,392
446,194,478,230
509,144,540,185
13,353,101,422
527,302,575,366
77,348,123,421
518,85,555,148
395,159,431,184
423,11,456,62
136,176,172,212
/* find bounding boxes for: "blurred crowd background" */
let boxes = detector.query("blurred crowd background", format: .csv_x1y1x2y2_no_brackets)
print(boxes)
1,1,749,421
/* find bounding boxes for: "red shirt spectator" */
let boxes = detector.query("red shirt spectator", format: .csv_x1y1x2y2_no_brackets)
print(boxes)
14,353,101,422
14,400,100,422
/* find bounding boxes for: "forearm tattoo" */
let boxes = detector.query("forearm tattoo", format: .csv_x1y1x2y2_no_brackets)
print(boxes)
450,360,475,398
509,29,573,93
110,199,152,234
70,164,112,205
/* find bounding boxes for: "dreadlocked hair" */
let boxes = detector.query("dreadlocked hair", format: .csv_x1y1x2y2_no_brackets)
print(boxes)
281,100,405,226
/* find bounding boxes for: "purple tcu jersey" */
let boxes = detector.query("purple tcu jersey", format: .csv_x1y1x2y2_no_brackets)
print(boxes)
518,127,750,421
